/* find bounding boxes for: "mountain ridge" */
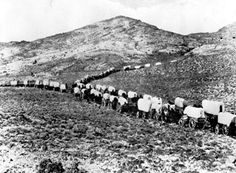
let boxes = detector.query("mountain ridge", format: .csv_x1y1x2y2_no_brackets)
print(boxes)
0,15,235,79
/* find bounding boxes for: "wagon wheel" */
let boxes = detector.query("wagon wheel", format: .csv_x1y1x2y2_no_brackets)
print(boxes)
222,125,229,135
215,124,220,135
178,118,185,127
136,111,140,119
189,118,197,129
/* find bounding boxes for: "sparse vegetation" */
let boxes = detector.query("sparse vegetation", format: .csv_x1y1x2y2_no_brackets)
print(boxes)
0,87,235,172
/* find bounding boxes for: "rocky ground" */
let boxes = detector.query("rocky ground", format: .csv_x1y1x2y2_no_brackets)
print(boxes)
0,87,236,173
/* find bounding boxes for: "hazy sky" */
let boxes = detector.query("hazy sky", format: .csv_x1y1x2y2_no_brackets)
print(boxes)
1,0,236,42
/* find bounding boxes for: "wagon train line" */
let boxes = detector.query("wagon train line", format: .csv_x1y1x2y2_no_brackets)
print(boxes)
0,61,236,137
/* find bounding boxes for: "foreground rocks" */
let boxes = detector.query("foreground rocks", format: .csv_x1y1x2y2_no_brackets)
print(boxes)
0,88,236,172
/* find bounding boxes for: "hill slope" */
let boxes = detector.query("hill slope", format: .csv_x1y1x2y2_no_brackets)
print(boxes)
0,16,197,79
0,16,236,106
90,21,236,110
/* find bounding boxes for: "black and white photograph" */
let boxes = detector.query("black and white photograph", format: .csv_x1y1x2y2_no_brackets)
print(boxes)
0,0,236,172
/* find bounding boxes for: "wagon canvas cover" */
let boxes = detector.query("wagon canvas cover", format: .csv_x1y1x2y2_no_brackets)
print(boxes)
218,112,236,126
184,106,204,119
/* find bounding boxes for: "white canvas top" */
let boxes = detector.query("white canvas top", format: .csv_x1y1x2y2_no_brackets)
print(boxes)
10,81,17,85
218,112,236,126
74,87,80,94
128,91,137,98
54,82,60,87
184,106,204,119
175,97,186,108
151,97,162,110
202,100,224,115
118,97,128,105
60,84,66,90
118,90,126,96
138,98,152,112
108,86,115,92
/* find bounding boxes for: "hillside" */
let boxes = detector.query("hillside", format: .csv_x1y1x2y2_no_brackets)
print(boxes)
91,54,232,107
0,16,198,80
0,16,236,102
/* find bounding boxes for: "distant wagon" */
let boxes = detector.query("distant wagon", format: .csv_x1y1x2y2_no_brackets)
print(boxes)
95,84,102,91
53,81,60,91
135,65,141,69
24,80,28,87
144,63,151,68
10,80,18,87
60,83,67,93
117,96,128,113
4,81,11,87
0,81,5,86
35,79,43,88
150,97,163,120
49,81,55,90
43,79,50,89
17,80,24,87
118,90,127,98
24,79,35,87
28,80,36,87
108,86,116,94
123,65,132,71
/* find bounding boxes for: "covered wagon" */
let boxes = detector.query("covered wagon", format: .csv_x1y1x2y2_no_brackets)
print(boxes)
202,100,225,132
109,95,118,110
123,65,132,71
17,80,24,87
171,97,188,123
10,80,18,87
215,112,236,135
118,90,126,97
150,97,163,120
53,81,60,91
144,63,151,68
182,106,206,128
135,65,141,69
128,91,138,104
108,86,115,93
0,81,6,86
137,98,152,119
128,91,137,99
85,83,92,89
117,97,128,113
95,84,102,91
60,83,67,92
43,79,50,89
35,79,43,88
49,81,55,90
23,79,28,87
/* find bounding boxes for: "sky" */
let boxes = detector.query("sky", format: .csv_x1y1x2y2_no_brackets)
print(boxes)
0,0,236,42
